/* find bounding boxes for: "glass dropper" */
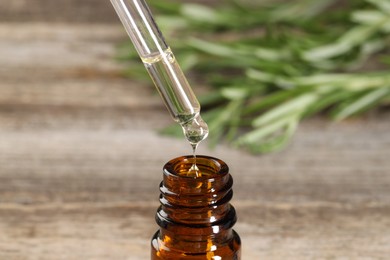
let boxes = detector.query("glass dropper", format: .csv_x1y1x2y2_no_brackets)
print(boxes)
110,0,208,173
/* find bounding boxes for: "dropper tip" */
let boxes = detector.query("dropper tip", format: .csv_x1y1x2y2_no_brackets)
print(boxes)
181,113,209,146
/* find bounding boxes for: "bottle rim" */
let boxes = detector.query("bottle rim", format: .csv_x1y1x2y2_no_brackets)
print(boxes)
163,155,229,179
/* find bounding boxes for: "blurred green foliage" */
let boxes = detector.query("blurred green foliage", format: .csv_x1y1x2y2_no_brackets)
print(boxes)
119,0,390,153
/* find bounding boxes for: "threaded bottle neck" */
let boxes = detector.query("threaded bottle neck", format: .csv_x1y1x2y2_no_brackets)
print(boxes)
151,156,241,259
156,156,236,238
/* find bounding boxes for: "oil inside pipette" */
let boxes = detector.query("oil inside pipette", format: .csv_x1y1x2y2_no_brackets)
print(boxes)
142,49,209,177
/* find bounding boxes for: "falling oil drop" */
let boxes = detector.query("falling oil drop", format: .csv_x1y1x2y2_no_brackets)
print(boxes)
180,113,208,177
188,143,200,177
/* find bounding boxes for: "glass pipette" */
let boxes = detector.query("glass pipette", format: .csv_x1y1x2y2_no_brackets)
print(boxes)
110,0,209,162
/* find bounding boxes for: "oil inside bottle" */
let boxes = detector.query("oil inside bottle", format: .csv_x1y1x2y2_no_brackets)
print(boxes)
142,48,209,177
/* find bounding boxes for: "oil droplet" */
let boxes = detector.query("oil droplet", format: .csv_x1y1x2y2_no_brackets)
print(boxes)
181,113,208,177
188,161,200,177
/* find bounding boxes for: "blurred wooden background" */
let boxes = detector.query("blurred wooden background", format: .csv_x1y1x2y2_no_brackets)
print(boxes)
0,1,389,259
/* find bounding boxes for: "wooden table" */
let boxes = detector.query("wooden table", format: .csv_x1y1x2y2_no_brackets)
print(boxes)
1,2,390,259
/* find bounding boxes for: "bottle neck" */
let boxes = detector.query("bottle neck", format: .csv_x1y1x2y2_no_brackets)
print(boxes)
155,156,237,248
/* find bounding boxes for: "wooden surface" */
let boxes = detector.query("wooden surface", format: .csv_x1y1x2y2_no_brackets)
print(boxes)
1,2,390,259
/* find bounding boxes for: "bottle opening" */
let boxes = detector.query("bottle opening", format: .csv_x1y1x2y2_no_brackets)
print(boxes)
164,155,228,179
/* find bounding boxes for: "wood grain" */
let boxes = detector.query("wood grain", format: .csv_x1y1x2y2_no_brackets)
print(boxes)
0,20,389,260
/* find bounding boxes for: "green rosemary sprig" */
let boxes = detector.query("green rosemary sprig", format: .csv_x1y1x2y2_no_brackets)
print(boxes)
120,0,390,153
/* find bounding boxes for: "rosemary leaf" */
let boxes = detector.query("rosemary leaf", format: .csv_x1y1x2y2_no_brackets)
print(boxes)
120,0,390,154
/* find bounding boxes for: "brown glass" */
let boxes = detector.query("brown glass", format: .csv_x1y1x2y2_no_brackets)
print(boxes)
151,155,241,260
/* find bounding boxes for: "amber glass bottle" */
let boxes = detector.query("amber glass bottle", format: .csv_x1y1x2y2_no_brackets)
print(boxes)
151,155,241,260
